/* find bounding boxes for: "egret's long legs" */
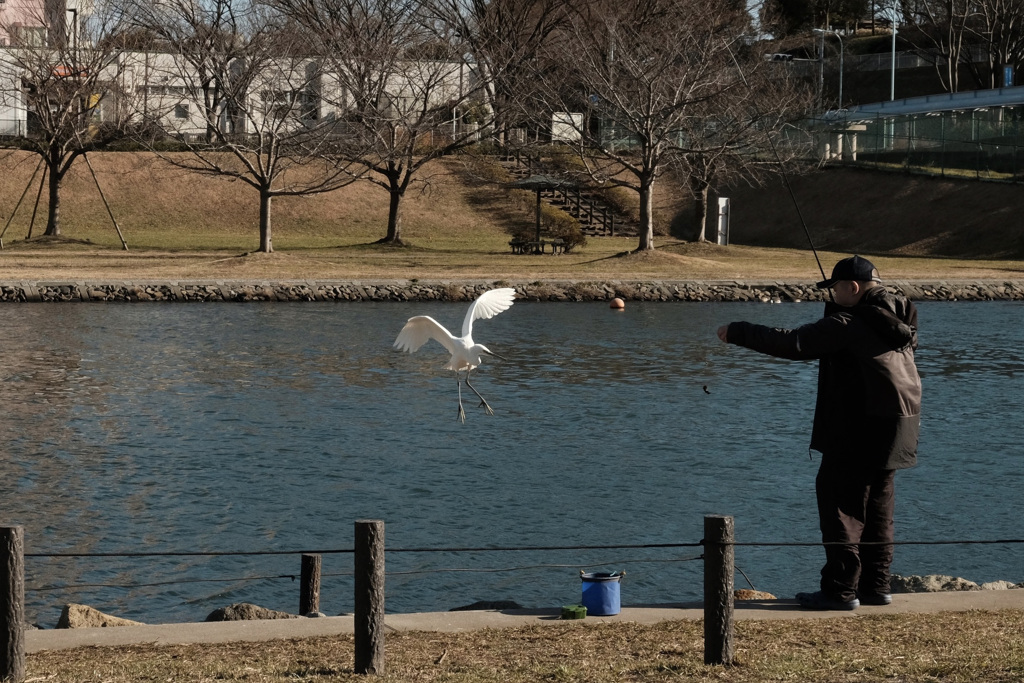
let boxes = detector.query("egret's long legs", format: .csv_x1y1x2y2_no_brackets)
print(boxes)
464,369,494,416
456,374,466,423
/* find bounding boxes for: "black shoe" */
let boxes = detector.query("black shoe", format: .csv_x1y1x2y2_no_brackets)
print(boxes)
858,592,892,606
796,590,859,611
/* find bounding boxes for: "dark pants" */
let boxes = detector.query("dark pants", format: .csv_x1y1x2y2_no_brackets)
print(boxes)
815,461,896,602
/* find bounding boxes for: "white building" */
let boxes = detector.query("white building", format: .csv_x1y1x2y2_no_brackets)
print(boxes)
0,0,93,134
0,37,480,143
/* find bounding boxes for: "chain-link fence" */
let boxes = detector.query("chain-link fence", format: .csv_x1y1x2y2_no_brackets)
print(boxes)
822,105,1024,181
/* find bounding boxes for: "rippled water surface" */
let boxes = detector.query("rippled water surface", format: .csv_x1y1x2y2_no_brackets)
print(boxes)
2,300,1022,625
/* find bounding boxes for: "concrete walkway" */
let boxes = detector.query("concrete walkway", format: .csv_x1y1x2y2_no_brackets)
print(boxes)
25,590,1024,653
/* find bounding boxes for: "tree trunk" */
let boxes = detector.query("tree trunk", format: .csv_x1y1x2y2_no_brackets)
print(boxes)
43,154,61,237
259,191,273,253
636,180,655,251
691,175,710,242
382,185,404,244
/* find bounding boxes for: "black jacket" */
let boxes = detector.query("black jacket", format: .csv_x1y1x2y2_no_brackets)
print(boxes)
726,286,921,470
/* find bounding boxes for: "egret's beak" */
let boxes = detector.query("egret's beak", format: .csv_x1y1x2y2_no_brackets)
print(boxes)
483,349,507,361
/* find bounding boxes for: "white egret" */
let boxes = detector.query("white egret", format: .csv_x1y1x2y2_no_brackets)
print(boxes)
394,287,516,422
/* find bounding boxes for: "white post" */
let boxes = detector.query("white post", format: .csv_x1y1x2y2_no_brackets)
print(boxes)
716,198,730,246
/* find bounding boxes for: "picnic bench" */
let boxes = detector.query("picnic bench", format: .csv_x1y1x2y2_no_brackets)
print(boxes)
509,238,565,255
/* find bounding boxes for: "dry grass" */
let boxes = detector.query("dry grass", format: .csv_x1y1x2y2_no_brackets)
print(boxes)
26,610,1024,682
3,240,1024,283
2,151,1024,283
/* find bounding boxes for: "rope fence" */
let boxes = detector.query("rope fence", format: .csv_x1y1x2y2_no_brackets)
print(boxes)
26,553,710,594
17,537,1024,603
3,520,1023,679
17,537,1024,602
24,536,1024,561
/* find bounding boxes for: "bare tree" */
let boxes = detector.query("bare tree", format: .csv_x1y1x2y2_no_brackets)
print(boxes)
123,0,249,143
904,0,1024,92
429,0,566,146
972,0,1024,89
270,0,492,245
534,0,755,251
758,0,868,36
906,0,981,92
0,2,130,238
675,60,816,242
124,0,362,253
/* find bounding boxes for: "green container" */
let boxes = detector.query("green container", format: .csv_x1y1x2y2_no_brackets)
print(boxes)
560,604,587,620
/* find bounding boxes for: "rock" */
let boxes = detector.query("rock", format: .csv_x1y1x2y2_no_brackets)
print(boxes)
204,603,299,622
450,600,524,612
980,581,1018,590
56,604,144,629
734,589,777,600
891,574,980,593
6,280,1024,305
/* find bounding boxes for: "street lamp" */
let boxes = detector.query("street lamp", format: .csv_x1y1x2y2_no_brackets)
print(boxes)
834,31,844,110
889,3,899,100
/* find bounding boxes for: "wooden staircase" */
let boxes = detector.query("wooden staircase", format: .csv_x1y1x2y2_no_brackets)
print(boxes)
497,151,639,237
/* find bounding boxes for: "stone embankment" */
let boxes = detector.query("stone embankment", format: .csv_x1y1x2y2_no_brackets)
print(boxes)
2,280,1024,303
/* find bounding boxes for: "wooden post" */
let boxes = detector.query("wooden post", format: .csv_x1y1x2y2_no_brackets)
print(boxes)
354,520,385,675
704,515,734,666
1,526,25,683
82,153,129,251
534,190,542,246
0,158,44,249
300,553,322,616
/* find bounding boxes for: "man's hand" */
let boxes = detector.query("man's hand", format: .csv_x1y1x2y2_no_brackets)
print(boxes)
717,324,730,343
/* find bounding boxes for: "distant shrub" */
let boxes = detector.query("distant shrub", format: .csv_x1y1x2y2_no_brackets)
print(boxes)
543,207,586,252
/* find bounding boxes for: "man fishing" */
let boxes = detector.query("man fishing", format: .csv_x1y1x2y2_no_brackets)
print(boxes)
716,255,921,610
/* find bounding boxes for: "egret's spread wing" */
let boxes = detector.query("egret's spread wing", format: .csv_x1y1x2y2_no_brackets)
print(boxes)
461,287,516,339
394,316,458,355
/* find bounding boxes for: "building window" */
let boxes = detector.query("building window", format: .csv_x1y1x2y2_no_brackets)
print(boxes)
144,84,187,96
174,103,189,119
10,25,47,47
261,89,319,121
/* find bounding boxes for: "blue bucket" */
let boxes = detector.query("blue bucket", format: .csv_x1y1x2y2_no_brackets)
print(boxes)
580,572,622,616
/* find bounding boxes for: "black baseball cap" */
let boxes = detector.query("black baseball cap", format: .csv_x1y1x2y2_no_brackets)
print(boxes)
816,255,882,288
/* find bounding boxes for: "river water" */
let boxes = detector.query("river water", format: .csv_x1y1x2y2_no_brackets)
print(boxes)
1,300,1022,626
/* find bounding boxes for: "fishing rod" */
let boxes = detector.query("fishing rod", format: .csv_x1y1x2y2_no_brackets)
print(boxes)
725,41,830,287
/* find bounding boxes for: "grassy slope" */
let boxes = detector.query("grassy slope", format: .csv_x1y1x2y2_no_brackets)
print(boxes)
1,150,1023,281
724,165,1024,260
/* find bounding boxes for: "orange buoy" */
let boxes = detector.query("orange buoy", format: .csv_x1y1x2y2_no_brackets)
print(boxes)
610,298,625,310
